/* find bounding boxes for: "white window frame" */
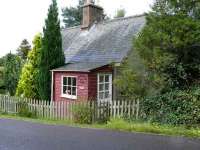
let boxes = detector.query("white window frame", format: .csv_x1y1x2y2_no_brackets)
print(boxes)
61,76,77,100
97,73,112,102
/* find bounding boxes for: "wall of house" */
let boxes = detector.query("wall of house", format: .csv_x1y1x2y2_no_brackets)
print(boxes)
53,65,113,102
88,65,113,100
53,72,89,101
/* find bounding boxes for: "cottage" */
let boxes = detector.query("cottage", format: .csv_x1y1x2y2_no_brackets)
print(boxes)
51,0,145,102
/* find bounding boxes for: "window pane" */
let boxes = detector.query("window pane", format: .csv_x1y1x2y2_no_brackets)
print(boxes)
72,78,76,86
105,91,109,99
99,84,104,91
67,86,71,95
72,87,76,96
105,75,109,82
105,83,109,91
99,75,104,83
99,92,104,99
63,86,67,94
68,77,72,85
63,77,67,85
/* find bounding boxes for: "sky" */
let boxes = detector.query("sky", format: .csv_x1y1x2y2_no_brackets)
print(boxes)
0,0,154,57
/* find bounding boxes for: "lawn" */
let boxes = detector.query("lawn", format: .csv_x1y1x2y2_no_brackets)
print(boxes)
0,114,200,139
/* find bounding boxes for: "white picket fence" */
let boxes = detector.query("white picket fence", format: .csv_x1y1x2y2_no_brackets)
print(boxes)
0,95,140,121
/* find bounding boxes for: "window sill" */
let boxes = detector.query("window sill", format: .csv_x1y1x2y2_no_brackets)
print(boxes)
61,95,77,100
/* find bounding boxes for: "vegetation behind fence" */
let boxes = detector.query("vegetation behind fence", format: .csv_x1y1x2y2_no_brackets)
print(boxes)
0,95,140,122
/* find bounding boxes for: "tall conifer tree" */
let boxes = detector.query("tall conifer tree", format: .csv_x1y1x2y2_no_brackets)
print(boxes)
17,39,31,60
38,0,65,100
4,53,22,96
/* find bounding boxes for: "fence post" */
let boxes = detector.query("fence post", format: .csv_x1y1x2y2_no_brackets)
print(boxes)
136,99,140,119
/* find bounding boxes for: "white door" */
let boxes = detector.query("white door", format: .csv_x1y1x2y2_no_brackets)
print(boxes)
97,74,112,103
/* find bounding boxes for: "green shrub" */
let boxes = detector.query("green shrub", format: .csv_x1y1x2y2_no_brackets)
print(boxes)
18,101,37,118
73,104,94,124
141,87,200,126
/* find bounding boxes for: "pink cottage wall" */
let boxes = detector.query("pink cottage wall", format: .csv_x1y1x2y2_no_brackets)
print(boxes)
88,65,113,100
52,65,113,102
53,72,89,101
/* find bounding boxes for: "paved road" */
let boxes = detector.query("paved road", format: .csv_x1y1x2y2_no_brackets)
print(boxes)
0,119,200,150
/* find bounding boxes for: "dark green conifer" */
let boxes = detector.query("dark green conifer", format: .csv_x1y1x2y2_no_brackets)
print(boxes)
38,0,65,100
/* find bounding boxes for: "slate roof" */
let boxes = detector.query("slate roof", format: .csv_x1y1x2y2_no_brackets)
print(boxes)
54,15,146,71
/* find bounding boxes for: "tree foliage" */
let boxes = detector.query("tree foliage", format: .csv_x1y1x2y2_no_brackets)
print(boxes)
0,56,5,66
114,51,153,99
4,53,22,96
38,0,65,100
115,0,200,100
114,8,126,18
130,0,200,126
62,0,84,28
153,0,200,19
0,56,5,93
17,39,31,60
16,33,42,98
0,67,5,94
134,0,200,90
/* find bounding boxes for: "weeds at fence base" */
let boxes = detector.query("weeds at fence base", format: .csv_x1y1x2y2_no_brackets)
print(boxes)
72,104,94,124
17,101,37,118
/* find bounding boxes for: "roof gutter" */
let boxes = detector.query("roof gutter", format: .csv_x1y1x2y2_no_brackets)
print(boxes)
50,70,90,72
50,63,121,72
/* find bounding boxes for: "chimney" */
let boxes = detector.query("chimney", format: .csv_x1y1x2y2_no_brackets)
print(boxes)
81,0,104,30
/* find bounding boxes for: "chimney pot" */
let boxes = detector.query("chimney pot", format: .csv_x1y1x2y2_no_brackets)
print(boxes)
85,0,94,4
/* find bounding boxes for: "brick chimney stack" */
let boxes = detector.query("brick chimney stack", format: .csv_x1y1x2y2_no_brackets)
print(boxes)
81,0,104,30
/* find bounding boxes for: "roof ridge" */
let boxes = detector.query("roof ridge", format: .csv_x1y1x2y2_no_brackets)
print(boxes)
101,13,146,24
61,25,81,31
62,14,146,31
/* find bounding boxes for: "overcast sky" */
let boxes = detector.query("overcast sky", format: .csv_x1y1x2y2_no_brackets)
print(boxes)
0,0,154,57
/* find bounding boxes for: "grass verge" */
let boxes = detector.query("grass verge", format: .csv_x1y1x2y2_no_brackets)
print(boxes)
0,114,200,139
104,118,200,138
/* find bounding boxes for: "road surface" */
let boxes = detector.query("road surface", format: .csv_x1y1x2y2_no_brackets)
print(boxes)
0,119,199,150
